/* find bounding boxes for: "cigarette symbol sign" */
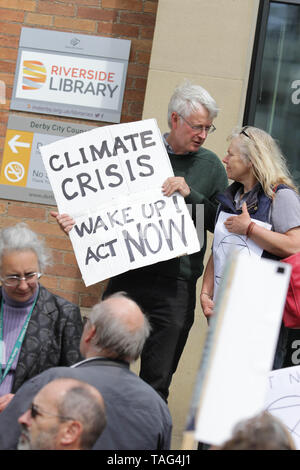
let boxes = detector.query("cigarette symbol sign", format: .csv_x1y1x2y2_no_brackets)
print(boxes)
4,162,25,182
0,129,33,187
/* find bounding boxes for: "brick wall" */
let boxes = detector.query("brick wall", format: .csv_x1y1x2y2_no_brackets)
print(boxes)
0,0,158,308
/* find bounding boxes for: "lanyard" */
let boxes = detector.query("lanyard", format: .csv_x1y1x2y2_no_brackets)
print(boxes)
0,297,37,384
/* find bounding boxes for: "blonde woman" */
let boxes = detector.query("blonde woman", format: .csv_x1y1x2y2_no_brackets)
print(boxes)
200,126,300,368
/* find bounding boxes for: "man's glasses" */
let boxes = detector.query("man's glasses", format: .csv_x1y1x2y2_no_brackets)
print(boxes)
178,113,216,134
0,272,42,287
30,402,73,421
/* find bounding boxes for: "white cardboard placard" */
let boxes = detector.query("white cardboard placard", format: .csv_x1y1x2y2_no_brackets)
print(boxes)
184,253,291,447
266,365,300,449
40,118,200,286
213,211,271,299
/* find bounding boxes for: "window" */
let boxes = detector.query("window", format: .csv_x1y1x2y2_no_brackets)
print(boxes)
244,0,300,185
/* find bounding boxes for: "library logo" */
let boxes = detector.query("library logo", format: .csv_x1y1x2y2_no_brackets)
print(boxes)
22,60,47,91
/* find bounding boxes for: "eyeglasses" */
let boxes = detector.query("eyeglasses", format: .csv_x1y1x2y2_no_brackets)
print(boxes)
30,402,74,421
178,113,216,134
0,272,42,287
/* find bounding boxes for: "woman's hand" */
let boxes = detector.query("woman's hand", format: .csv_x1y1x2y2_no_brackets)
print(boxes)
200,292,214,318
0,393,14,412
200,255,215,319
162,177,191,198
51,211,75,234
224,202,251,235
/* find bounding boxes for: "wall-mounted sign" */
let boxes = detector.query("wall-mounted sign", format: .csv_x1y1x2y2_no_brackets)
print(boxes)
0,115,94,205
10,28,131,123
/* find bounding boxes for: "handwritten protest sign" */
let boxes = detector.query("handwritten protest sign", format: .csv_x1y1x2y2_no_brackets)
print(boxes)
213,211,271,299
266,365,300,449
40,118,200,286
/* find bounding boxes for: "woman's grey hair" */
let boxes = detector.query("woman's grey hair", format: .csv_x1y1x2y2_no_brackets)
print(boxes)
167,79,219,128
88,292,151,362
219,411,296,450
0,223,51,271
57,382,106,450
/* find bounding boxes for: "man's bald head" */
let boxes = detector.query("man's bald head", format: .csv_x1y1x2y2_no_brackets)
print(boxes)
102,294,145,331
42,378,105,418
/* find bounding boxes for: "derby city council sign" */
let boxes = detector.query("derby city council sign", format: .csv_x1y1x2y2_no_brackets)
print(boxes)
0,114,95,205
10,28,131,123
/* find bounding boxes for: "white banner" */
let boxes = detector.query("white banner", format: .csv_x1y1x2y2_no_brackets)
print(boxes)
41,119,200,286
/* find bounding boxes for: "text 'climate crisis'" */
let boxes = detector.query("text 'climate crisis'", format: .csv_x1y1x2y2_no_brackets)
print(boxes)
48,130,157,200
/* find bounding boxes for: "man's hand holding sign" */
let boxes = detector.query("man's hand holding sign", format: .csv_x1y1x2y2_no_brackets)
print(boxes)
51,212,75,234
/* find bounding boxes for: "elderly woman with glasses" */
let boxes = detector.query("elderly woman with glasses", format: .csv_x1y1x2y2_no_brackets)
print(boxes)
0,223,83,411
200,126,300,368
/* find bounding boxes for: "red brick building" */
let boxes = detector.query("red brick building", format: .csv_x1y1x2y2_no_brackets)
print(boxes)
0,0,158,308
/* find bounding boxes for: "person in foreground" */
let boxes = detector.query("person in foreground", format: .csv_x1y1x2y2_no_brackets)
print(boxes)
18,377,106,450
0,223,83,412
200,126,300,368
52,80,228,401
213,411,296,450
0,292,172,450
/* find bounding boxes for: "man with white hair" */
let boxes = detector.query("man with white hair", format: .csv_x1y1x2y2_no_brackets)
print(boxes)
52,81,228,401
0,292,172,450
103,81,228,400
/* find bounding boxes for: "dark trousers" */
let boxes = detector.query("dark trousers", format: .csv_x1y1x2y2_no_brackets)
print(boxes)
103,271,196,401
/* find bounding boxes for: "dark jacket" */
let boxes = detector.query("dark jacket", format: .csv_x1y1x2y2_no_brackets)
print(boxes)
215,182,287,260
216,181,273,220
0,285,83,393
0,358,172,450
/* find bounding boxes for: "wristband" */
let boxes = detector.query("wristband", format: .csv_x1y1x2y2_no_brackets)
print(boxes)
246,221,255,239
200,292,212,299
